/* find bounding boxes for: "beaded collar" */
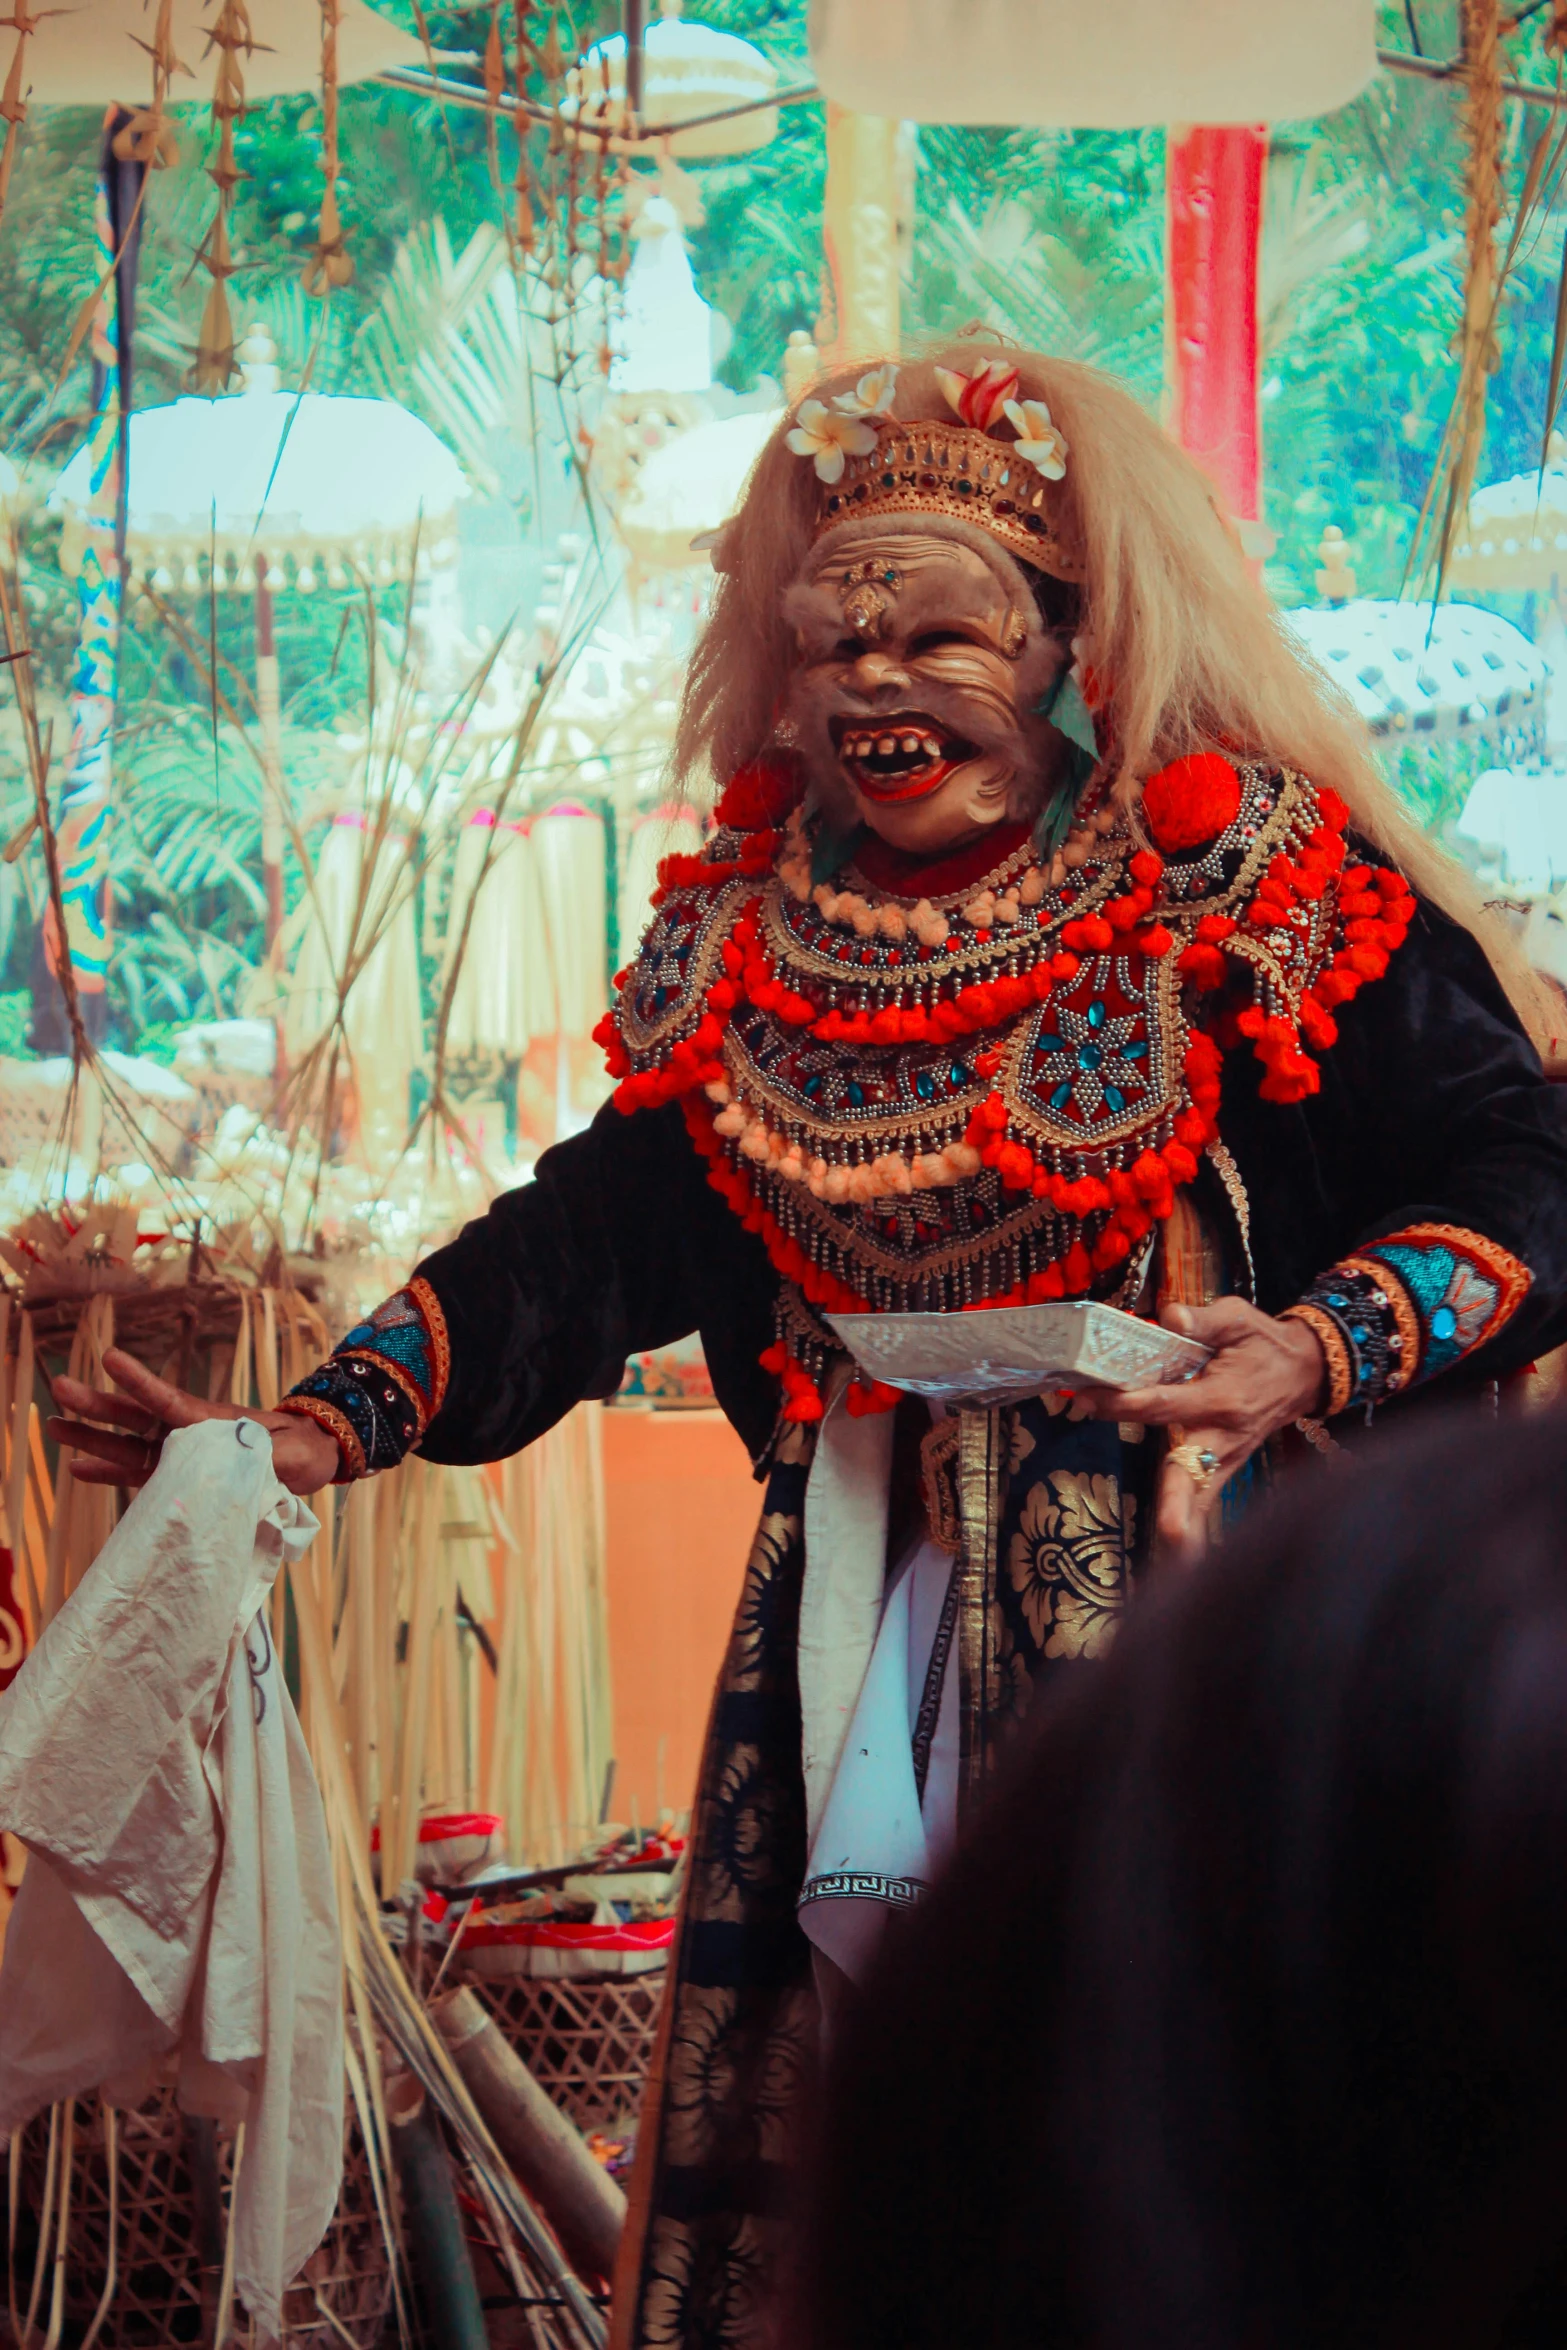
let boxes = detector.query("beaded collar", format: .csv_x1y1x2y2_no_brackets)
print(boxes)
599,755,1415,1421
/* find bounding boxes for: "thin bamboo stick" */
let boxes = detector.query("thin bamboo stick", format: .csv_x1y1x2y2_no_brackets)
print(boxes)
21,2103,58,2348
41,2096,73,2350
75,2104,116,2350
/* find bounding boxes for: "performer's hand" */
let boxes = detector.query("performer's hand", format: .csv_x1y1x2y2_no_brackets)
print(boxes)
1080,1299,1327,1560
47,1346,343,1496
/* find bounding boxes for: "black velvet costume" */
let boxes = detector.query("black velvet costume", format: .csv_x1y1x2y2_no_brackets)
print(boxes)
279,769,1567,2350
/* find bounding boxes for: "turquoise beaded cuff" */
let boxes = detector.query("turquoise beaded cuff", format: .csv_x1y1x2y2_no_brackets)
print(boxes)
1284,1222,1531,1419
277,1274,450,1482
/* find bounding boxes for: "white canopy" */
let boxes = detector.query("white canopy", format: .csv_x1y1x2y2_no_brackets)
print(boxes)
51,383,466,592
1286,599,1546,747
808,0,1377,127
18,0,423,105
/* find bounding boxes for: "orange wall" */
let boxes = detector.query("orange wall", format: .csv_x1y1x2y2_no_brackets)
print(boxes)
601,1406,761,1829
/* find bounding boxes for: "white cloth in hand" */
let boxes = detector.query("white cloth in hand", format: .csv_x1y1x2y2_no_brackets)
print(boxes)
0,1418,342,2347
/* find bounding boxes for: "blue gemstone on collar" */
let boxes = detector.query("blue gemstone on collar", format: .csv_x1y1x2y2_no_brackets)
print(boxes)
949,1061,968,1086
1104,1086,1125,1112
1431,1304,1458,1341
1078,1043,1102,1070
1049,1082,1072,1111
1087,1000,1106,1028
847,1082,865,1106
915,1069,935,1100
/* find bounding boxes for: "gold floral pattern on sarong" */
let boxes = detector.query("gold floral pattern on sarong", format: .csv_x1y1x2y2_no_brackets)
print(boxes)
1007,1469,1135,1660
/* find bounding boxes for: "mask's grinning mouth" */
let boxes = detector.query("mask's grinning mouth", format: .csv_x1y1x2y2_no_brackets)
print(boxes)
829,711,977,802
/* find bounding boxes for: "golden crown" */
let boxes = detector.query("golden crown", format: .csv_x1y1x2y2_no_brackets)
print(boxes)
814,417,1083,582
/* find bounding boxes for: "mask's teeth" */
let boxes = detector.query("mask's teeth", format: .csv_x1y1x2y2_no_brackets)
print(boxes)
877,735,896,757
900,733,921,757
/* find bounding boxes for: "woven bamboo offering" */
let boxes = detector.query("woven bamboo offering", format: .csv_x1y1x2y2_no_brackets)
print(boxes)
458,1970,666,2136
12,2085,390,2348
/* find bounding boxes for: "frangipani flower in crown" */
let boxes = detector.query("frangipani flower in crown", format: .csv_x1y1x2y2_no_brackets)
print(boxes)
935,361,1022,433
833,364,899,421
1003,397,1069,481
786,397,879,484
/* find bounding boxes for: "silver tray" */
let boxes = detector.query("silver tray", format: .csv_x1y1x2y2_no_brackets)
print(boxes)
824,1300,1212,1411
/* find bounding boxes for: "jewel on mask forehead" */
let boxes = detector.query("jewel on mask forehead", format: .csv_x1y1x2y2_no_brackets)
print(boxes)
839,554,903,639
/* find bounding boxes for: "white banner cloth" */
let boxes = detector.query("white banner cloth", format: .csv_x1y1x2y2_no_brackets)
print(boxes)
0,1418,341,2347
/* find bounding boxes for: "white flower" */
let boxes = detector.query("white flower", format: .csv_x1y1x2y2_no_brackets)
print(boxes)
833,364,899,420
1003,397,1069,480
785,398,878,484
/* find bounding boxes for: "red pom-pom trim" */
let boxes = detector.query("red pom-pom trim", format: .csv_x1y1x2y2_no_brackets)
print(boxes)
1141,754,1243,853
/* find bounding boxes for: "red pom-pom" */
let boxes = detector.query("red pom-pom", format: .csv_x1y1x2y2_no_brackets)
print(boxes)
1141,754,1243,853
714,758,801,831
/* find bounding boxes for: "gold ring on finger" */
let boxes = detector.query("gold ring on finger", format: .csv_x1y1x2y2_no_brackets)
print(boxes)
1168,1441,1221,1495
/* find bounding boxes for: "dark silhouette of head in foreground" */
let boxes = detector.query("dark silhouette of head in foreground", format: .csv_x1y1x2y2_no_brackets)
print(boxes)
795,1409,1567,2350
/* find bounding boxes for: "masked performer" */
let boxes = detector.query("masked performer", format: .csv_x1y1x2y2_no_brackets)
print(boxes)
53,347,1567,2350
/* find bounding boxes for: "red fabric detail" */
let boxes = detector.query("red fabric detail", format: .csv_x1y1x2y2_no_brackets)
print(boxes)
846,1377,902,1418
852,819,1034,899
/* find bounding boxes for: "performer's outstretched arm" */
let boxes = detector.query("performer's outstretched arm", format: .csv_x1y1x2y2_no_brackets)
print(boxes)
51,1097,777,1492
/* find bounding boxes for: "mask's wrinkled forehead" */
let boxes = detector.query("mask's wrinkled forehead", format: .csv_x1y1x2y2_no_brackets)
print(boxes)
790,519,1044,654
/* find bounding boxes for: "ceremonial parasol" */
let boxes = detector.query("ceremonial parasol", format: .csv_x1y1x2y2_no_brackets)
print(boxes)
562,0,778,157
614,407,780,574
13,0,425,1040
50,323,466,952
1287,599,1545,748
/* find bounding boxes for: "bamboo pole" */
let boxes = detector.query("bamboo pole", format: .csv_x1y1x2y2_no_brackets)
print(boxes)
431,1987,625,2285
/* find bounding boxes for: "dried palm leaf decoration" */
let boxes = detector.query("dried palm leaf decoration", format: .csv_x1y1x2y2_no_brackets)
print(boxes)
0,0,38,236
1409,0,1505,593
111,0,184,172
304,0,354,294
193,0,253,391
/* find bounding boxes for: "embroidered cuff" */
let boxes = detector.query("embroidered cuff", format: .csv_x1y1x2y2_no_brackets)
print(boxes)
279,1275,451,1481
1285,1223,1531,1416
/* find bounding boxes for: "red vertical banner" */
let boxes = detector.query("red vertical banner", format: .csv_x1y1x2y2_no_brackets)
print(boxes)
1166,125,1268,530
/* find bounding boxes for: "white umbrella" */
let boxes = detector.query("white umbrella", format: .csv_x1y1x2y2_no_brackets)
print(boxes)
563,1,777,157
50,331,468,965
49,356,467,593
1287,599,1546,751
615,406,781,572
